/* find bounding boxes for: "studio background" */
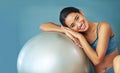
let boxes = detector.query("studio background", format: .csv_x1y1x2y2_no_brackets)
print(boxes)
0,0,120,73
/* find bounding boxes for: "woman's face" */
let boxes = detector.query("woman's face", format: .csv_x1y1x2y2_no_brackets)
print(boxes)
65,12,89,32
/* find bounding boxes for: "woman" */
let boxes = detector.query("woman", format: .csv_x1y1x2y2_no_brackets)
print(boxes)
40,7,119,73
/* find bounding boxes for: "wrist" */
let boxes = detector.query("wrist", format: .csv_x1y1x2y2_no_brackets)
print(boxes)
59,28,65,33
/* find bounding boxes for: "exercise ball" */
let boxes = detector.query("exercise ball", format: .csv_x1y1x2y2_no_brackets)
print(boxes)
17,32,90,73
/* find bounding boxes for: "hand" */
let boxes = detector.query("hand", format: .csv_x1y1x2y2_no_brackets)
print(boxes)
63,27,86,40
61,26,82,48
72,38,83,48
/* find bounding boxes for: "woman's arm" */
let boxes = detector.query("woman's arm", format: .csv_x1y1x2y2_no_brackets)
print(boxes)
40,22,64,33
64,22,112,66
40,22,82,47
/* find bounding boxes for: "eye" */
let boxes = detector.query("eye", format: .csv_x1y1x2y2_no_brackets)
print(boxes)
71,23,75,28
75,15,79,21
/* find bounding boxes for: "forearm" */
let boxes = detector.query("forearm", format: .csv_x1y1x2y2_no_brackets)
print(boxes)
78,36,102,65
40,22,64,33
62,27,105,65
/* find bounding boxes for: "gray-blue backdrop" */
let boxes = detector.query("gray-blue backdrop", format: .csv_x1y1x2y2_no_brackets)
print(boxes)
0,0,120,73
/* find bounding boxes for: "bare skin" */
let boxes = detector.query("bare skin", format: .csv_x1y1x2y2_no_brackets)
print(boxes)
62,22,119,73
95,49,119,73
40,12,119,73
113,55,120,73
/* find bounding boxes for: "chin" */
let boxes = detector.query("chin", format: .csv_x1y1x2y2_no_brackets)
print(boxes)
75,30,80,32
84,23,89,31
79,27,88,32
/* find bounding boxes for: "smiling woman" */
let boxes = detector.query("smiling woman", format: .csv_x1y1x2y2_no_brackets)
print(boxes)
40,7,120,73
64,13,88,32
60,8,88,32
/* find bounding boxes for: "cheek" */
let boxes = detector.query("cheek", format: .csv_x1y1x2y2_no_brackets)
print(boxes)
86,22,89,28
72,27,79,32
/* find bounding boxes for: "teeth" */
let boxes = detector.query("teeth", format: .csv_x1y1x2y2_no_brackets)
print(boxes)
81,23,85,29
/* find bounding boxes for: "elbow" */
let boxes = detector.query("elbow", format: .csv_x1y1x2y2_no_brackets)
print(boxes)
39,24,45,31
39,22,51,31
94,60,101,66
93,58,103,66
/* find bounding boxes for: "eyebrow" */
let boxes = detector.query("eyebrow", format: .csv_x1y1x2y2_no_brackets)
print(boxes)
70,15,78,27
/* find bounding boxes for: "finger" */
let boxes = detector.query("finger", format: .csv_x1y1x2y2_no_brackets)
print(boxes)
66,29,74,34
62,26,70,30
61,25,69,30
67,30,79,37
74,40,82,48
61,25,64,29
61,26,69,32
65,32,78,44
66,33,75,41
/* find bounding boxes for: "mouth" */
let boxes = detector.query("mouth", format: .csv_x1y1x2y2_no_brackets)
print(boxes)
80,21,86,30
81,23,86,29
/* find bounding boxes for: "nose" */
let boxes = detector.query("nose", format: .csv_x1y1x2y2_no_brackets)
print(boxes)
76,19,82,27
75,22,81,30
77,23,81,27
76,20,82,26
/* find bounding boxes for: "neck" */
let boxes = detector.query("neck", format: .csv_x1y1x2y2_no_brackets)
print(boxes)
83,21,97,36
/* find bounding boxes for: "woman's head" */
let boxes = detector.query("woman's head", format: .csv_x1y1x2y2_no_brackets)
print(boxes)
59,7,89,32
59,7,80,27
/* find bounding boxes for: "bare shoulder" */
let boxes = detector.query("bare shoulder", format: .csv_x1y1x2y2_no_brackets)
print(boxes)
99,22,111,28
98,22,112,32
98,21,113,36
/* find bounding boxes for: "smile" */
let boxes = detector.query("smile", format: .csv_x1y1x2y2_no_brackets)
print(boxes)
80,23,86,30
79,20,86,30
